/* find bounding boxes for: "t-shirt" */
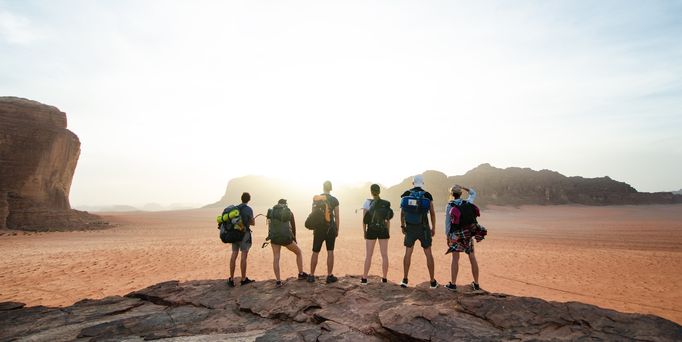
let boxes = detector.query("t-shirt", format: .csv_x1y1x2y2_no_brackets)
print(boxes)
240,204,254,232
400,187,433,227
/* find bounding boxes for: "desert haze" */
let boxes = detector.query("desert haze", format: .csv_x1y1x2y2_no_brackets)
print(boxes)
1,203,680,324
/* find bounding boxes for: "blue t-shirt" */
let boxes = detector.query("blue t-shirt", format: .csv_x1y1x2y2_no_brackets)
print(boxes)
240,204,254,231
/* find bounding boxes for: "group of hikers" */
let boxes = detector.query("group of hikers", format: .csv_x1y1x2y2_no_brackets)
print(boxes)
216,175,487,291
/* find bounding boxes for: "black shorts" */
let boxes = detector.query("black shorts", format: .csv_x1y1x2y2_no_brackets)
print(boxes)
404,224,432,248
312,226,336,252
365,226,389,240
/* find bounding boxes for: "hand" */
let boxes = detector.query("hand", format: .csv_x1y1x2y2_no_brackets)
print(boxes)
431,229,435,237
401,225,406,235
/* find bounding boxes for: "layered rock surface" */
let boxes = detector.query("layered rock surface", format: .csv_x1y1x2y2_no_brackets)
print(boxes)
1,276,679,341
0,97,100,230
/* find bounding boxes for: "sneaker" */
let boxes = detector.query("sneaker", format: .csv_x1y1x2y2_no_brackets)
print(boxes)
307,275,315,283
400,278,408,288
430,280,439,289
227,278,235,288
382,278,388,283
326,274,338,284
275,280,283,288
471,282,481,291
360,278,368,285
445,282,457,291
298,272,309,280
240,277,255,286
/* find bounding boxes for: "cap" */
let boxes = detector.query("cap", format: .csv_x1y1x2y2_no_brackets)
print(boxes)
450,185,462,195
413,174,425,188
278,198,287,205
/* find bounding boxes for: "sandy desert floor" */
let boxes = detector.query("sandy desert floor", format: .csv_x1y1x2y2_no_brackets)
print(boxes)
1,204,681,324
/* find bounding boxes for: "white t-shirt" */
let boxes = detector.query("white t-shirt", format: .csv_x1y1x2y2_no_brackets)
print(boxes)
362,199,373,211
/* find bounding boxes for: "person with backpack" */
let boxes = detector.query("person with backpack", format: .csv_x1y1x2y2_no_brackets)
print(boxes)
361,184,393,284
399,175,438,289
306,180,340,284
267,199,309,287
228,192,256,287
444,185,481,291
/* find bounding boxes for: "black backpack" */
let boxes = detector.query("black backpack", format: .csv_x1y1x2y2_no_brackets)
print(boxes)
449,201,479,230
305,194,331,230
363,199,393,230
218,204,246,243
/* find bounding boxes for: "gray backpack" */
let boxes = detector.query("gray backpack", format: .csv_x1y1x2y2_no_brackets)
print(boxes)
267,204,294,245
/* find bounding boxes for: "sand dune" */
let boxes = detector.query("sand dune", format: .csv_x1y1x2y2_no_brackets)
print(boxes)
1,204,681,324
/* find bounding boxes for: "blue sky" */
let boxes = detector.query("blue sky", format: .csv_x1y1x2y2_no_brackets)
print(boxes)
1,1,680,206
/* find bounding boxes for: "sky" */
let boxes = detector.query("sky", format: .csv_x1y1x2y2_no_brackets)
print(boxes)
1,0,681,207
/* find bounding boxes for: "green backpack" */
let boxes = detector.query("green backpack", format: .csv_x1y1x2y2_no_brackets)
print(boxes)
267,204,294,245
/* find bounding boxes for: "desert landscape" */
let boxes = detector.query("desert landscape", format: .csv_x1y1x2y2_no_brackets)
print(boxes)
2,203,681,325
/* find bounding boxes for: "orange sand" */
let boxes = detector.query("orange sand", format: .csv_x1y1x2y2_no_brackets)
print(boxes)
1,204,681,324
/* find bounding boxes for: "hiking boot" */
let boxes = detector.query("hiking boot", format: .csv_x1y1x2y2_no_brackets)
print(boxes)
240,277,255,286
298,272,309,280
360,278,368,285
275,280,283,288
382,278,388,283
326,274,338,284
471,282,481,291
307,275,315,283
445,282,457,291
400,278,408,288
227,278,235,288
430,280,439,289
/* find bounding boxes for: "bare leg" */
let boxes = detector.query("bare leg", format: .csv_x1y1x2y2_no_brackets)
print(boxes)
379,239,389,279
424,247,435,282
327,250,334,275
271,244,282,281
468,251,479,284
363,239,376,279
229,251,238,279
285,242,304,274
240,250,249,280
310,251,319,276
451,252,461,285
403,247,414,280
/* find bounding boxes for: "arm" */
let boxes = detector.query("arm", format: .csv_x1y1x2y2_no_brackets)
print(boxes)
429,202,436,237
290,212,297,240
400,209,406,234
334,206,340,236
464,187,477,203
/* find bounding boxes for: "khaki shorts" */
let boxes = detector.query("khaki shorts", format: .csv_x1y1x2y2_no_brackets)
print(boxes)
231,230,252,252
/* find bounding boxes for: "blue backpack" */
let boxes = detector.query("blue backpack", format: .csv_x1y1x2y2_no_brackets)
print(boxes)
400,190,431,225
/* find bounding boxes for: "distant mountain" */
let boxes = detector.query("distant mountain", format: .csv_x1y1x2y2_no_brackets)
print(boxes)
673,189,682,195
207,164,682,210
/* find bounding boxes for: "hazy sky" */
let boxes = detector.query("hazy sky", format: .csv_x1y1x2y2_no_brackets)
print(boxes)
1,0,681,207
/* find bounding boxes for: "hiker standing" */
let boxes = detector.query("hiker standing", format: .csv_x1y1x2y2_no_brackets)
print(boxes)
228,192,255,287
308,181,340,284
444,185,482,291
361,184,393,284
399,175,438,288
267,199,309,287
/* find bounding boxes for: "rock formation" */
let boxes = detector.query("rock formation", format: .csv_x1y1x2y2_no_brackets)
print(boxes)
209,164,682,210
1,276,679,341
0,97,100,230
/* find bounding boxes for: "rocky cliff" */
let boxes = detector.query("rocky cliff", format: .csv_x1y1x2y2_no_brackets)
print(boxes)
1,276,679,341
0,97,99,230
209,165,682,210
384,164,682,208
